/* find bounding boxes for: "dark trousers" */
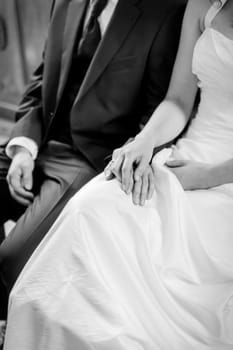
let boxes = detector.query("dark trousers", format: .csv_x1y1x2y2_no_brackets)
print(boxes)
0,141,97,319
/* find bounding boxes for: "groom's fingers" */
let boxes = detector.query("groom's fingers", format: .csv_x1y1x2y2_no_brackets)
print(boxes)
121,156,134,192
132,176,142,205
124,170,134,194
134,158,149,182
139,172,148,206
139,166,155,205
147,168,155,200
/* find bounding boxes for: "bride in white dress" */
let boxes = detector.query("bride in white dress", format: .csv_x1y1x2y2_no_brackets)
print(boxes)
3,0,233,349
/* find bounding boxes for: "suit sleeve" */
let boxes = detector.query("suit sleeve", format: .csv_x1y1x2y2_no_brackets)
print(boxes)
10,62,45,147
9,0,56,147
140,4,185,128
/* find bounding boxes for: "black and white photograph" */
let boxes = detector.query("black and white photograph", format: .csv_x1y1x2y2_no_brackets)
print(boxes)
0,0,233,349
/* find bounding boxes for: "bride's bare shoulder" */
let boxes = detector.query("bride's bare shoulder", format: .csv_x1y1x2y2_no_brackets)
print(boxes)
185,0,212,32
187,0,212,10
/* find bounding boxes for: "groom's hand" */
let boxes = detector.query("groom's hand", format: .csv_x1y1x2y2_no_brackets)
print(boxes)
166,159,213,190
131,165,154,206
7,147,35,206
105,160,154,206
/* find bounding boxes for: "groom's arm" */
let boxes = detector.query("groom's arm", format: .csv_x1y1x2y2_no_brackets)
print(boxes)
7,62,45,156
6,0,56,158
140,4,186,130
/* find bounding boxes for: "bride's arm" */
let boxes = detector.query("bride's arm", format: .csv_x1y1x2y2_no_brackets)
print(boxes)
166,158,233,190
108,0,204,192
134,0,201,149
212,159,233,186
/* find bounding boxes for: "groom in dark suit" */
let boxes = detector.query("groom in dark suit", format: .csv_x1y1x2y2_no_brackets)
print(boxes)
0,0,186,319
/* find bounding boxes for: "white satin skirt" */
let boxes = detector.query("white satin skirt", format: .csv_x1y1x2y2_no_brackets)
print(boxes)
4,149,233,350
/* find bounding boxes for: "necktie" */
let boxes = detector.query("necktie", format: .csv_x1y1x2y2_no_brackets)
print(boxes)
48,0,109,144
78,0,108,58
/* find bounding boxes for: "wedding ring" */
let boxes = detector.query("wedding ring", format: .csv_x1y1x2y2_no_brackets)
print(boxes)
109,159,115,167
214,0,222,8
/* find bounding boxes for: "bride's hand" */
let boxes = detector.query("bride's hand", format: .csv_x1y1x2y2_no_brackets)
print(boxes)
166,159,213,190
104,137,154,193
105,161,155,206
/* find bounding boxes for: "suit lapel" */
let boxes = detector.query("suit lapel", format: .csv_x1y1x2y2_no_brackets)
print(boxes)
75,0,141,102
56,0,88,104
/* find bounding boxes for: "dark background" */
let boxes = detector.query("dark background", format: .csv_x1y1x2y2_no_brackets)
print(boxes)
0,0,53,141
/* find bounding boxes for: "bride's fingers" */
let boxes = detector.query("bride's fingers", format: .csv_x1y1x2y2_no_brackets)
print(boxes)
104,164,115,180
104,159,117,179
166,159,187,168
112,148,121,161
111,155,124,180
105,153,124,180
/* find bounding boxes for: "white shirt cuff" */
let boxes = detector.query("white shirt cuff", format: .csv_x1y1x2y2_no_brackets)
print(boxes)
6,137,39,160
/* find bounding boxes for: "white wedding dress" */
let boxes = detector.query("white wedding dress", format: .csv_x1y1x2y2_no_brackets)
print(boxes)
4,1,233,349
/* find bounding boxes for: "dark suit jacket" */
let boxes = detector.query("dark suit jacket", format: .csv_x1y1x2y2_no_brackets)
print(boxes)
10,0,186,171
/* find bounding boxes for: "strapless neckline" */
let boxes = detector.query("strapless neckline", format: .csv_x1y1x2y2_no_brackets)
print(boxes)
194,27,233,53
209,27,233,43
